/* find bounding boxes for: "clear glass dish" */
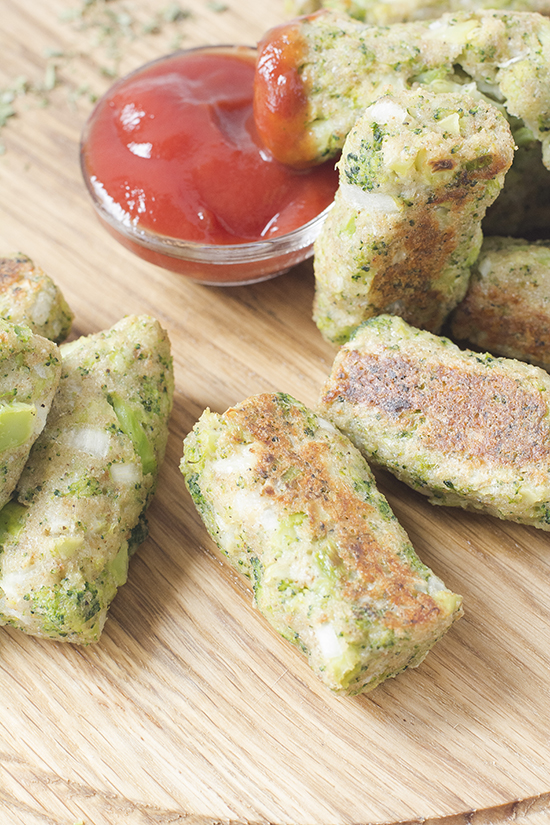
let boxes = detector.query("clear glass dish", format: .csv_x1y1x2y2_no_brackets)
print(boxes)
81,191,334,286
79,45,335,286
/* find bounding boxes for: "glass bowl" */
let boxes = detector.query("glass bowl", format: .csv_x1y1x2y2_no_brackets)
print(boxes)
80,193,335,286
79,45,336,286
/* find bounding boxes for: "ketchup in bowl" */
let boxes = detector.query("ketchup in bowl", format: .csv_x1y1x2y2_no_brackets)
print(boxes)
80,45,338,285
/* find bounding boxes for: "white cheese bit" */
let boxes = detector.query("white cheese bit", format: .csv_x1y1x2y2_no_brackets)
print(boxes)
427,574,446,595
340,182,401,214
110,462,141,485
315,623,343,659
478,256,493,278
316,417,340,435
365,100,407,125
212,443,256,475
430,19,480,42
65,426,111,458
30,285,56,326
230,487,280,533
43,509,72,533
1,570,34,606
257,507,280,533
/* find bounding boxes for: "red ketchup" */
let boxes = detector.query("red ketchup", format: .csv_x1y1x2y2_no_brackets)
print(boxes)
80,45,338,284
254,20,316,169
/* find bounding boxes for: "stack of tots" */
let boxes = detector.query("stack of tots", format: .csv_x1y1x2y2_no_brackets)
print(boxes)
287,0,550,24
183,4,550,695
0,254,174,643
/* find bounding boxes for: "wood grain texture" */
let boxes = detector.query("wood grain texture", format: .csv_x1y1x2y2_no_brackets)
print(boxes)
0,1,549,823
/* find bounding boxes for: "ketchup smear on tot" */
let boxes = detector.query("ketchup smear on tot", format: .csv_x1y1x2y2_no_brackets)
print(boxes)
254,19,318,169
81,45,338,281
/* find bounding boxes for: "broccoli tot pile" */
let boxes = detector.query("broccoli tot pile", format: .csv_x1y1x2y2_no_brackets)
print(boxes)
0,315,174,643
313,88,514,344
181,392,462,696
287,0,550,25
254,9,550,169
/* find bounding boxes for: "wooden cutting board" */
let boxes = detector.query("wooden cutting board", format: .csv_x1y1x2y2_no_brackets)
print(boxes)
1,1,550,823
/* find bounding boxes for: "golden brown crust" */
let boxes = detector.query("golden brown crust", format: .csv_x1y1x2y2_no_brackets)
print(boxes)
366,213,460,330
0,253,33,289
453,287,550,362
362,123,513,326
226,393,444,629
323,349,550,466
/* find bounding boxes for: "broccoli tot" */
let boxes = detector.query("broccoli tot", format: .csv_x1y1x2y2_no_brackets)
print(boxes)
451,237,550,370
0,320,61,511
313,89,514,344
254,9,550,169
0,253,73,343
0,315,174,643
181,392,462,696
319,314,550,530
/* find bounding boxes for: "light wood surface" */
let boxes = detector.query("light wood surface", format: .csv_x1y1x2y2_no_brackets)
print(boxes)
1,1,550,823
